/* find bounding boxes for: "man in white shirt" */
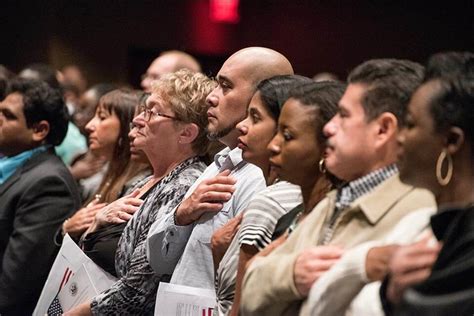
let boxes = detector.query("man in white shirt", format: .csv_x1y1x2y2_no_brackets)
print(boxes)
147,47,294,290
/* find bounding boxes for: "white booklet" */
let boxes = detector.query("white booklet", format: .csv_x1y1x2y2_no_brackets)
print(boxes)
33,234,117,315
155,282,216,316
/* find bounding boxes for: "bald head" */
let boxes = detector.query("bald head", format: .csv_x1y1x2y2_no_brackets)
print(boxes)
225,47,294,89
206,47,293,148
141,50,201,92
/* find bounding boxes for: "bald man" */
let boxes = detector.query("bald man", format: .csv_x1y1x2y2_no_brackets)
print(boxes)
147,47,293,290
141,50,201,92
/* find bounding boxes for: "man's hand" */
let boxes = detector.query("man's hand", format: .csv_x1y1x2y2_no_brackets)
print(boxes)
211,212,244,268
294,246,344,296
386,235,441,304
63,201,107,238
91,190,143,231
175,170,236,225
365,244,400,281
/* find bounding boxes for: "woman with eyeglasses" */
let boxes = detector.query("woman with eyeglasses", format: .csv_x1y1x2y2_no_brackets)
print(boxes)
65,69,216,315
60,89,150,242
79,93,152,276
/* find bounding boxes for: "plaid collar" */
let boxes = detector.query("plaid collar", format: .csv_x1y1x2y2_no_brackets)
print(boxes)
335,163,398,210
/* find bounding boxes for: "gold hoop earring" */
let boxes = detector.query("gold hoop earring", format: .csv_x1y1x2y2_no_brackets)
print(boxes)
436,149,453,186
319,158,327,174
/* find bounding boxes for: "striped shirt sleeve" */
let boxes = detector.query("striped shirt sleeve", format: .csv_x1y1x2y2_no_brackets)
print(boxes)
238,181,302,251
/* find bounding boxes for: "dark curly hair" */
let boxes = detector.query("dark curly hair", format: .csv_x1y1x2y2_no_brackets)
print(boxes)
7,78,69,146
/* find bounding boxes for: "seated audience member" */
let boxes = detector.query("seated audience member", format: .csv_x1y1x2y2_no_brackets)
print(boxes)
146,47,292,290
61,64,88,95
240,59,436,316
65,69,215,315
214,78,345,315
267,83,345,240
384,52,474,315
140,50,202,92
79,93,151,276
304,51,474,316
61,89,150,241
19,63,88,165
212,75,312,314
0,79,81,315
70,83,118,202
73,83,118,136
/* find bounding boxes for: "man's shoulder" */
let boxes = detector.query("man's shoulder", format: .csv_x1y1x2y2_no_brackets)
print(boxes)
0,150,80,214
5,151,77,195
23,150,71,178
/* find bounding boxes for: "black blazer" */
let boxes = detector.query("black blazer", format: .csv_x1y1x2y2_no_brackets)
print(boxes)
0,149,81,315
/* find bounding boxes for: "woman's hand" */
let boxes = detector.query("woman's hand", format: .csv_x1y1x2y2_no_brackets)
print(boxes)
386,234,441,304
90,190,143,231
365,244,400,281
63,201,107,238
211,212,244,269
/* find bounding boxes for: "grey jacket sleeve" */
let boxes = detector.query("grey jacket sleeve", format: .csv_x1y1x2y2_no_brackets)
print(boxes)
146,206,194,275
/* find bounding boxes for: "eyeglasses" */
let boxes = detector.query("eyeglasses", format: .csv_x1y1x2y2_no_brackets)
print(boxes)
143,107,179,122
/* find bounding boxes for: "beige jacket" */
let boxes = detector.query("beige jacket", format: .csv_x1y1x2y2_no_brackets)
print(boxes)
241,174,435,316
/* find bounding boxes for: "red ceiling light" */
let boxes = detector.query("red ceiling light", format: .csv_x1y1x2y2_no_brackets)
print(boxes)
210,0,240,23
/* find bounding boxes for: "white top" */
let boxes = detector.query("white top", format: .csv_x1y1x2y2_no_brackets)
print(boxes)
146,147,266,290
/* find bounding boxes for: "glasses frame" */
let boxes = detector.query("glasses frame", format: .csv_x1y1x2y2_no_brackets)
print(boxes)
143,107,180,122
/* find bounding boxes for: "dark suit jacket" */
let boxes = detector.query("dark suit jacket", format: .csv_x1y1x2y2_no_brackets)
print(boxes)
0,149,80,315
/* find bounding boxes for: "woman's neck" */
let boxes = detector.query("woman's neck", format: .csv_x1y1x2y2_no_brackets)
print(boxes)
301,177,331,213
436,175,474,208
150,150,196,179
250,158,274,186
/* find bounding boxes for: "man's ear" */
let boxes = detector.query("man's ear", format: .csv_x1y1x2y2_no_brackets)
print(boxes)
374,112,398,144
178,123,199,145
445,126,465,155
31,120,50,143
371,112,398,149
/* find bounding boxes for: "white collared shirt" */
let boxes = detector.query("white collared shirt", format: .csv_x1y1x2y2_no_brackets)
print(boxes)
146,147,266,290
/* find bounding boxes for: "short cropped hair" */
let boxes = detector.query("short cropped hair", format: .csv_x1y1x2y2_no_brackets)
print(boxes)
152,69,217,155
422,51,474,149
429,78,474,147
8,78,68,146
348,59,424,126
425,51,474,81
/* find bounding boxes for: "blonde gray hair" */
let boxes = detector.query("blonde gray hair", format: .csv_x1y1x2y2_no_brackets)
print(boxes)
151,69,217,155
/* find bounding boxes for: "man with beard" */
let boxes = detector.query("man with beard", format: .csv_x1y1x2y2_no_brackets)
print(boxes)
147,47,294,290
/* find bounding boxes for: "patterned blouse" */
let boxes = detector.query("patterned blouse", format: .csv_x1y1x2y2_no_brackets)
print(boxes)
90,156,206,315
